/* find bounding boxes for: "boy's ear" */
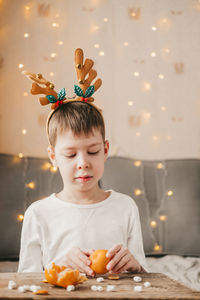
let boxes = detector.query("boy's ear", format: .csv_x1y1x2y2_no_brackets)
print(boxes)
104,140,109,161
48,145,57,167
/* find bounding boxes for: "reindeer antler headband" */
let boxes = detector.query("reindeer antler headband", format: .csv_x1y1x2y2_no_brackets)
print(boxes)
23,48,102,115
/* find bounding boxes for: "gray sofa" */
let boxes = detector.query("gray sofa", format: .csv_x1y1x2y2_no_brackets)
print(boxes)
0,154,200,290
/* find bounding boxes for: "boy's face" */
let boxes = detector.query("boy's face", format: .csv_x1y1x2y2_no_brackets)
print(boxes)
48,129,109,193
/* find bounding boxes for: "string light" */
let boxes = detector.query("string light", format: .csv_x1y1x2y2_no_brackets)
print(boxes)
133,71,139,77
152,26,157,31
150,220,157,228
163,48,170,53
26,181,36,189
134,189,142,196
17,214,24,222
143,82,151,91
22,129,27,135
134,160,141,167
157,163,164,169
128,101,133,106
154,243,162,252
24,5,30,11
24,33,29,38
94,44,100,48
150,52,156,57
50,166,58,173
161,106,167,111
167,190,173,196
41,162,52,171
159,215,167,221
52,22,59,28
153,135,158,141
18,64,24,69
143,112,151,120
158,74,164,79
99,51,104,56
18,153,24,158
50,53,57,58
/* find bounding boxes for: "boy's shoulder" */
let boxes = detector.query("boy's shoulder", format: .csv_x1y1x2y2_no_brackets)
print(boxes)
25,194,55,215
109,190,138,209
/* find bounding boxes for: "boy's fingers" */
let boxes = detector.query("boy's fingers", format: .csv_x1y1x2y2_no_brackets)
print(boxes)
106,244,122,258
106,247,128,271
83,249,95,256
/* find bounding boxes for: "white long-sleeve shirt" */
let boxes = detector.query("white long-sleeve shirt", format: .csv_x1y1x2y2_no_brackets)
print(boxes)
18,190,148,272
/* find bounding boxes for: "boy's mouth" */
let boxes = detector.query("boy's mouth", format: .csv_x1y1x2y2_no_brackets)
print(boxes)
75,175,93,182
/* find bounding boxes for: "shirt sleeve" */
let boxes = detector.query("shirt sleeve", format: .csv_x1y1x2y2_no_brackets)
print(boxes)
127,203,149,272
18,206,43,272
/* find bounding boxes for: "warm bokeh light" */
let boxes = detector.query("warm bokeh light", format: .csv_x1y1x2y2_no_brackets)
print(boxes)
22,129,27,135
41,162,52,171
134,189,142,196
159,215,167,221
17,214,24,222
58,41,64,45
133,71,139,77
94,44,100,48
134,160,142,167
150,220,157,228
26,181,36,189
154,243,162,252
167,190,173,196
18,153,24,158
128,101,133,106
24,33,29,38
123,42,129,46
50,166,58,173
18,64,24,69
136,132,141,137
143,82,151,91
99,51,104,56
157,163,164,169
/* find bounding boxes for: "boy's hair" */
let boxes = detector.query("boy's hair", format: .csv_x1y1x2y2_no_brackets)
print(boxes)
47,101,105,147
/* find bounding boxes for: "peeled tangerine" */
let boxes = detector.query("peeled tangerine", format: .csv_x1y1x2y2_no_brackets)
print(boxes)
45,263,87,288
90,249,111,274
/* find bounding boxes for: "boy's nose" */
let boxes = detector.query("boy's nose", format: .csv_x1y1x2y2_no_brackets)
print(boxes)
77,156,90,170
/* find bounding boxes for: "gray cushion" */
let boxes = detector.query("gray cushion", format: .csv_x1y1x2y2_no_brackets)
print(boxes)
0,153,63,260
100,156,200,256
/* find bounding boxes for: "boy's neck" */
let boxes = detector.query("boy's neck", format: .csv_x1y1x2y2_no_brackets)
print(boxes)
56,185,111,205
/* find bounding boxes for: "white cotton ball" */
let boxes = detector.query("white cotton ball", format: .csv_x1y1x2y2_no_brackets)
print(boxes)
29,285,41,293
66,285,75,292
8,280,17,290
106,284,116,292
18,286,26,293
144,281,151,288
91,285,98,291
97,285,104,291
134,285,143,292
133,276,142,282
22,285,30,291
96,277,104,282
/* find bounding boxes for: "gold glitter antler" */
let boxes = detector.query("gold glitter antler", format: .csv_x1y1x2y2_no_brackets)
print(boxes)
74,48,102,102
22,71,59,109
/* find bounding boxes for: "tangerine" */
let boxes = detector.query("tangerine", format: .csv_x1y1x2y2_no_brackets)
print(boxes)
89,249,110,274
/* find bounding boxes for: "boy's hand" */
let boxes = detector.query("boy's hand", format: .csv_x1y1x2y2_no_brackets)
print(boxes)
65,247,95,276
106,244,142,273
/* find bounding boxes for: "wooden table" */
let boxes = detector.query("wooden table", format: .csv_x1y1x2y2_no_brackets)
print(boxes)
0,272,199,299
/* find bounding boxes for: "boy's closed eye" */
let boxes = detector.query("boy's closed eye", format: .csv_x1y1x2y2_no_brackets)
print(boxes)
65,150,100,158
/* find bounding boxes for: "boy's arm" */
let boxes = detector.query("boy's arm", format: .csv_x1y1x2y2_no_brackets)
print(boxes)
127,205,148,272
18,207,43,272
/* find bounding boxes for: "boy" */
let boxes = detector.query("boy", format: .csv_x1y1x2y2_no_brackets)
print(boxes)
18,49,148,275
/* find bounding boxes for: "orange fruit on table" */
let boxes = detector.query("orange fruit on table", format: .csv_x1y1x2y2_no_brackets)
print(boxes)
90,249,111,274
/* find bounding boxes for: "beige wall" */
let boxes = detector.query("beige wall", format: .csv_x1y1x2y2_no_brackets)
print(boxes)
0,0,200,159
